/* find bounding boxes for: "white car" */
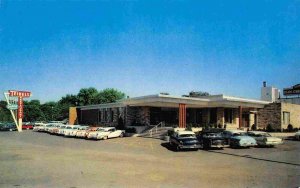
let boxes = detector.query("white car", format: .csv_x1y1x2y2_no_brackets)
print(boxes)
47,124,64,134
76,126,97,138
87,127,125,140
58,125,72,135
33,123,46,132
247,131,283,147
295,131,300,140
64,125,82,137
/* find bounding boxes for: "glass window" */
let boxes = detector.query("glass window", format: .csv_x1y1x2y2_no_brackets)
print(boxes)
283,112,290,124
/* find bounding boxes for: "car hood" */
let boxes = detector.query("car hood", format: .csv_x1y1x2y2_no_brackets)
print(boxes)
266,137,282,142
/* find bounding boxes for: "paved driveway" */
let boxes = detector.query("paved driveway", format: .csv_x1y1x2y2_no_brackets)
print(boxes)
0,131,299,188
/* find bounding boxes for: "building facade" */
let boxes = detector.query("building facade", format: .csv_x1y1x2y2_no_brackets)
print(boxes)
70,94,271,131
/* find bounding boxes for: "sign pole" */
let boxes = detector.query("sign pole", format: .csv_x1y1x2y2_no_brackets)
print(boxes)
4,90,31,133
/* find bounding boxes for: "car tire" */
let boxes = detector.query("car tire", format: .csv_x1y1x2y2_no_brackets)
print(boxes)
176,145,180,151
103,136,108,140
119,133,124,138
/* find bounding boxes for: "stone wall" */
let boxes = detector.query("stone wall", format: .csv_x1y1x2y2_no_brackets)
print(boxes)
281,102,300,129
257,103,281,130
125,106,150,127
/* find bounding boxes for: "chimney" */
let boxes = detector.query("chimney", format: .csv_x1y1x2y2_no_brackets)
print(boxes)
263,81,266,87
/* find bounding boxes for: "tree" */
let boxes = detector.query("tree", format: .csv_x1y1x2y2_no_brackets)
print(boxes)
77,87,98,106
95,88,126,104
0,101,13,122
58,94,79,120
23,100,45,122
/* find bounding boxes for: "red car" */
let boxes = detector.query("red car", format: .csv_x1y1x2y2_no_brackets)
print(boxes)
22,122,33,130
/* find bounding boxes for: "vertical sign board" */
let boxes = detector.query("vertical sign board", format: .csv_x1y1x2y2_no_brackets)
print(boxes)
6,90,31,132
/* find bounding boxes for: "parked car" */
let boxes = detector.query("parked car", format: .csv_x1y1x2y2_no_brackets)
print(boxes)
76,127,99,138
64,125,82,137
22,122,33,130
247,131,283,147
58,125,73,136
169,131,201,151
87,127,125,140
54,125,67,135
0,123,17,131
71,126,89,137
294,131,300,141
223,130,257,148
197,129,228,149
33,123,46,132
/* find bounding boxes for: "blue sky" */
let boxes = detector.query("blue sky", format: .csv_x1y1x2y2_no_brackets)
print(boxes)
0,1,299,102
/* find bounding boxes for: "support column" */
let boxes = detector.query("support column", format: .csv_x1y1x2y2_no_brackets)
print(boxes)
239,106,243,128
179,104,186,128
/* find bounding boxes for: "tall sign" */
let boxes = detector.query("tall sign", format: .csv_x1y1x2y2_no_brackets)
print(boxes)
283,84,300,96
4,90,31,132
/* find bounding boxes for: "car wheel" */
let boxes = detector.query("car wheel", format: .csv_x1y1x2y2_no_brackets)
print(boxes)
103,136,108,140
119,133,124,138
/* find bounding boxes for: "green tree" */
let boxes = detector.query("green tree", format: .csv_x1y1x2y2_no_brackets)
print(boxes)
58,94,78,120
23,100,45,122
77,87,98,106
0,101,13,122
95,88,126,104
40,102,59,121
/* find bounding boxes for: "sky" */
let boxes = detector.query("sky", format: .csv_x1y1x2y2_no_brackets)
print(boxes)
0,0,299,103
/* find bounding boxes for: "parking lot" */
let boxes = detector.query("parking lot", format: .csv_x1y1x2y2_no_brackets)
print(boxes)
0,131,299,188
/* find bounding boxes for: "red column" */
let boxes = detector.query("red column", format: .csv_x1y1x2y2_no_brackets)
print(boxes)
239,106,242,128
179,104,186,128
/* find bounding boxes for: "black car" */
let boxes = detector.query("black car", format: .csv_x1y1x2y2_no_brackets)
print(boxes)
197,129,227,150
0,123,17,131
169,131,201,151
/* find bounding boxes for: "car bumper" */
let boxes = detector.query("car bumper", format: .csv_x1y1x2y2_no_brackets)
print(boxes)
178,144,201,149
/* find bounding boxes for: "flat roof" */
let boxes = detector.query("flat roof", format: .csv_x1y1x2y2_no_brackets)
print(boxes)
78,94,270,110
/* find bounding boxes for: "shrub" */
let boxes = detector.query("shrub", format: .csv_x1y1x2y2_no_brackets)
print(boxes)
266,124,274,132
251,124,257,131
125,127,136,133
287,124,293,132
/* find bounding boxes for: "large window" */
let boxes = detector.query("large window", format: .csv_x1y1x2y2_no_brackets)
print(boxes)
224,109,233,123
283,111,290,124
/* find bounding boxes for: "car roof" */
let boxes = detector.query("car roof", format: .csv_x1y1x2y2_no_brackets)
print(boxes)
248,131,267,134
177,131,195,135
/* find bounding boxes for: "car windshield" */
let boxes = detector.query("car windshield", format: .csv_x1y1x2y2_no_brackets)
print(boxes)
179,134,195,138
233,132,247,136
204,132,223,137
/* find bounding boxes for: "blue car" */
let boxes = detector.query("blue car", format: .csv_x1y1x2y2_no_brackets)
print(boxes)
223,130,257,148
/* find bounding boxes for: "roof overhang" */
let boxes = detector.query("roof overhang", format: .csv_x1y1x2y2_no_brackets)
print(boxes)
77,94,270,110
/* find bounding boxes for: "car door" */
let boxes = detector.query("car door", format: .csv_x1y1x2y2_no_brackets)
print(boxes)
108,128,117,138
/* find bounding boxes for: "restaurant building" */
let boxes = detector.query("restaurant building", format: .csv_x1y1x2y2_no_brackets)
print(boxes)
69,94,271,130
